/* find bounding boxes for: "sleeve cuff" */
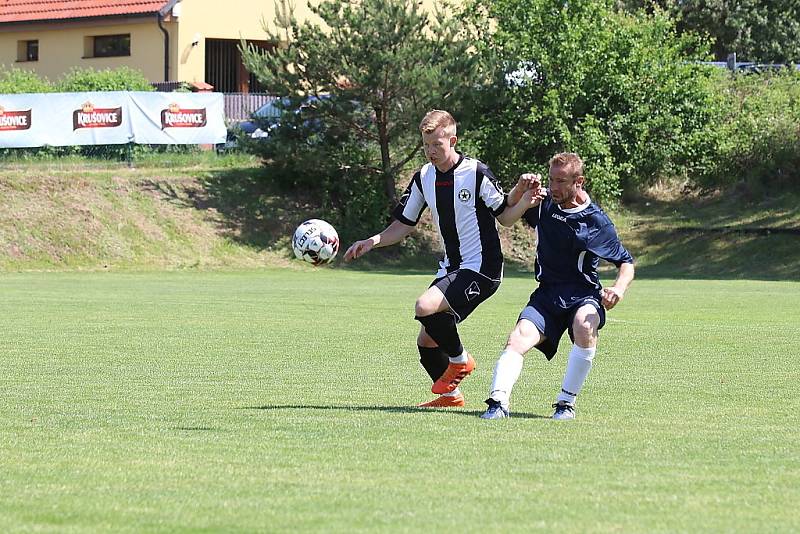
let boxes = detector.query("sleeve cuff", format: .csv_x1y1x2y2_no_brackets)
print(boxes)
393,213,417,226
491,196,509,217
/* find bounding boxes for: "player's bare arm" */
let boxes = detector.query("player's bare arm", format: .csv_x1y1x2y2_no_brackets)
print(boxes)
343,219,415,261
601,262,635,310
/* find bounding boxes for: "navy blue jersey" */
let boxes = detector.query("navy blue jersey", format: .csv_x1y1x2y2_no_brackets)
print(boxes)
523,194,633,288
393,154,507,280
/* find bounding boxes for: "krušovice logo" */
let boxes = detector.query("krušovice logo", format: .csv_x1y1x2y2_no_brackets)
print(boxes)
73,102,123,130
160,103,207,129
0,104,32,131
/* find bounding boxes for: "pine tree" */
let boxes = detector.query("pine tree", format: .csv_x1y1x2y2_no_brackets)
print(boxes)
241,0,482,209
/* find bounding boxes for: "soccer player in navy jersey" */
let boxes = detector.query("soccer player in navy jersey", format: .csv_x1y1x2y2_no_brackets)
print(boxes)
481,152,635,420
343,110,537,408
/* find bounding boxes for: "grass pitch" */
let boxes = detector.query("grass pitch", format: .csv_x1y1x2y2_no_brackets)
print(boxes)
1,269,798,532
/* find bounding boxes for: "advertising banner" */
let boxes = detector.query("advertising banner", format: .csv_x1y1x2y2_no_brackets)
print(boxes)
0,91,226,148
127,92,225,145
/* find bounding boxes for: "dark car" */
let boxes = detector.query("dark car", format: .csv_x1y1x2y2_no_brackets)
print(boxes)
240,95,332,138
222,96,331,151
238,99,286,139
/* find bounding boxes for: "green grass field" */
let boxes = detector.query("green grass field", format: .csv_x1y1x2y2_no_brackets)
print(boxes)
1,269,798,532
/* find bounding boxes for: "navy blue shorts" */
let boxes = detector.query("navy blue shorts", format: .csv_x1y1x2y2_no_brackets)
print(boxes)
430,269,501,323
518,283,606,360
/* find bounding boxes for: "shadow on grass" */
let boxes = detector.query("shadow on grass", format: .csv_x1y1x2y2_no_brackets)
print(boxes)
152,163,799,282
610,193,800,281
143,166,301,250
622,222,800,281
151,165,541,274
243,404,549,420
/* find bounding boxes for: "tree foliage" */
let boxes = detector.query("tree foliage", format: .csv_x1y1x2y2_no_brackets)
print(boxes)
705,70,800,192
240,0,483,219
465,0,722,204
618,0,800,63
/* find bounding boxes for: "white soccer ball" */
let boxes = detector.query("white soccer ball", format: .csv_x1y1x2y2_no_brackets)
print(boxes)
292,219,340,265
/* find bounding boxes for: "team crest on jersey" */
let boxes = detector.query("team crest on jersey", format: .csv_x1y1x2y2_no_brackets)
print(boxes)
458,188,471,203
465,281,481,301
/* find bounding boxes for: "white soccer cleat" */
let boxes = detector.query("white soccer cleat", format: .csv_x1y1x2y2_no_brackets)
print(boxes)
480,399,510,419
552,401,575,421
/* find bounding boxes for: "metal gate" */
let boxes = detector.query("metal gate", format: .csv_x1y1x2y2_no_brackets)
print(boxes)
205,39,272,93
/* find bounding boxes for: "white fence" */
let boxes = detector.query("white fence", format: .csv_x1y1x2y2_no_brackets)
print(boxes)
223,93,278,122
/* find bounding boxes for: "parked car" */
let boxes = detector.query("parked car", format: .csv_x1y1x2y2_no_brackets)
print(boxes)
238,99,285,138
223,95,329,150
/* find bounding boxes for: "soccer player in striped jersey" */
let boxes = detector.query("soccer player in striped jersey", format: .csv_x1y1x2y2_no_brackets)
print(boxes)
481,153,635,421
344,110,540,408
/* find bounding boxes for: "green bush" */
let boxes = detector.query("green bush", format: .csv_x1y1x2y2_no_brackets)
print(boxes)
705,70,800,192
0,65,52,93
55,66,154,92
464,0,722,205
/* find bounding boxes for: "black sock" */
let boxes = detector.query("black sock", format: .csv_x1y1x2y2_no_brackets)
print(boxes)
414,312,464,357
418,345,449,382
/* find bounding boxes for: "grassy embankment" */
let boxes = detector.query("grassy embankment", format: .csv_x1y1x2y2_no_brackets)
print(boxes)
1,154,798,278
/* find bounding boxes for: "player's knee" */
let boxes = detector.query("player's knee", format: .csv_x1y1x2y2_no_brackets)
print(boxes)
572,326,594,346
506,322,540,354
572,314,598,345
415,296,437,317
506,337,529,355
573,317,590,334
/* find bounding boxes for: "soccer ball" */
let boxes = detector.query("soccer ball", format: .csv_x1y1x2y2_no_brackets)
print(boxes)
292,219,339,265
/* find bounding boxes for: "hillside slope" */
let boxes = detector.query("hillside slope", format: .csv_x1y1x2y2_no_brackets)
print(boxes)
0,157,288,271
616,189,800,280
1,157,798,279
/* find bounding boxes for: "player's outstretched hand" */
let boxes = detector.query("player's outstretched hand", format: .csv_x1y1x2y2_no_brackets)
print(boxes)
508,173,542,206
521,184,548,208
343,238,376,262
601,286,625,310
520,173,542,191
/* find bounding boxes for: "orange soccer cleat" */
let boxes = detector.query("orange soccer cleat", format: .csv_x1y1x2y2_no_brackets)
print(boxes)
417,393,466,408
431,354,476,395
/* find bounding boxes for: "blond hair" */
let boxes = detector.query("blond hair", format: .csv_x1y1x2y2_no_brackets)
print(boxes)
549,152,584,180
419,109,456,137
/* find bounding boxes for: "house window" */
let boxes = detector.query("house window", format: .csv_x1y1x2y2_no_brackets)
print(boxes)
92,34,130,57
17,40,38,62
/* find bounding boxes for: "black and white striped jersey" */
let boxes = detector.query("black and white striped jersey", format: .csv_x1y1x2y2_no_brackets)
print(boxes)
392,154,507,280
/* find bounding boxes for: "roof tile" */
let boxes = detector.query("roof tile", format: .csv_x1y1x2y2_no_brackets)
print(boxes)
0,1,172,24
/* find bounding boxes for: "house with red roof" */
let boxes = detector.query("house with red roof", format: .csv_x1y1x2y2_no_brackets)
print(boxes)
0,0,320,92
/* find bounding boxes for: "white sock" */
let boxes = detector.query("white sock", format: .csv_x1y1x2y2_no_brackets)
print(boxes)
449,351,468,364
488,350,524,408
442,387,461,398
557,345,596,405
